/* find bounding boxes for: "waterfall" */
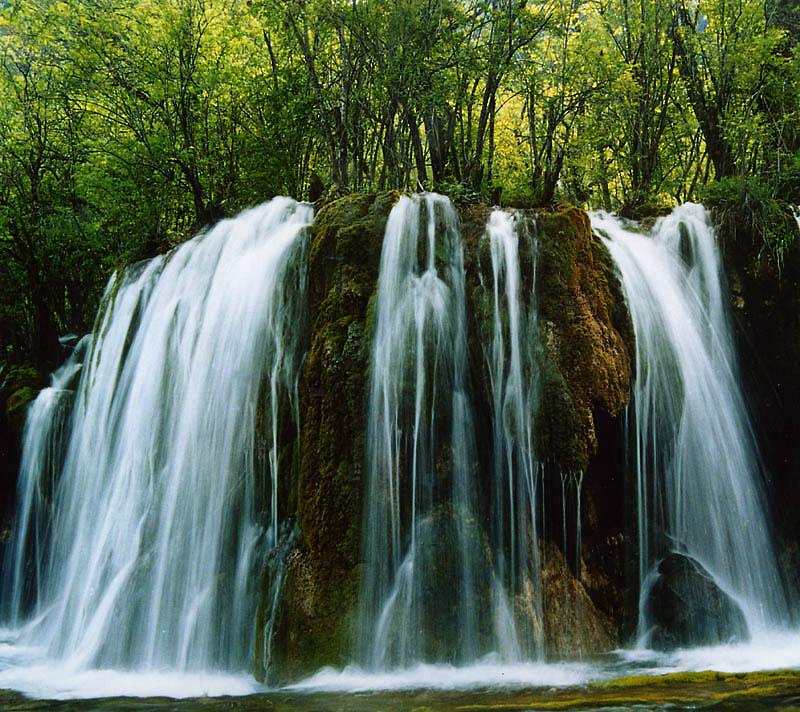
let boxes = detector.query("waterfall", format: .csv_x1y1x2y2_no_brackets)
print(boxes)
2,197,312,673
477,209,543,658
594,204,790,638
2,343,85,625
359,194,509,668
7,191,798,697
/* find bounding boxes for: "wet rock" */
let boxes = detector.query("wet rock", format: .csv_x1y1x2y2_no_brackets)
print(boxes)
460,204,633,473
644,553,749,650
541,541,617,657
265,196,634,679
715,210,800,579
536,206,633,471
258,192,399,682
0,363,45,528
376,507,497,666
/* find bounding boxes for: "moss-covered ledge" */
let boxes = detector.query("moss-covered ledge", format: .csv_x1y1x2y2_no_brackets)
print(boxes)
256,191,399,683
459,201,633,472
535,205,633,471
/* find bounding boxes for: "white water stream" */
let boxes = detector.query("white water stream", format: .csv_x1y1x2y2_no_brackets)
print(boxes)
358,193,492,667
594,205,791,637
478,209,544,658
0,198,312,692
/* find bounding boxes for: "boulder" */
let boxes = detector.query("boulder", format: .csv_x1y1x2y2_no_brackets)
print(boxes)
644,553,749,650
541,541,616,657
375,507,497,666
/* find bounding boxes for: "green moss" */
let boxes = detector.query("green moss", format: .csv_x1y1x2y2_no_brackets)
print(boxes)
535,349,584,470
502,183,541,210
619,198,674,221
7,386,37,423
287,560,360,674
364,291,379,346
592,237,636,376
7,669,800,711
275,439,300,522
534,205,632,470
260,191,399,682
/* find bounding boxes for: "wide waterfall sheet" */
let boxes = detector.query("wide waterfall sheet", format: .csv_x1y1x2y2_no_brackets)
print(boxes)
594,204,790,637
0,198,312,690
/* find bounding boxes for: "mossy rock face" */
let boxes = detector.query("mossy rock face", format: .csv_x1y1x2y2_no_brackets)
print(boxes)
266,540,362,682
541,541,616,657
258,192,399,682
714,209,800,586
619,200,674,221
458,203,633,473
264,196,633,678
255,524,362,684
457,201,631,649
301,190,399,571
535,205,633,471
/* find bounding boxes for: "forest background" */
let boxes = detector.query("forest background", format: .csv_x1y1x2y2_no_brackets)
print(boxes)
1,0,799,372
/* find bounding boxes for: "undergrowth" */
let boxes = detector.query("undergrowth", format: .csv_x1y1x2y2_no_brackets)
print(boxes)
702,176,798,272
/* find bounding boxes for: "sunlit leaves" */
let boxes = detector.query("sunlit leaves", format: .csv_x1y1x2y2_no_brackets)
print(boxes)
1,0,799,362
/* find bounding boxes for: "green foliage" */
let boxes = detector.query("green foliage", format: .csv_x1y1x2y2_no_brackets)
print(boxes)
775,151,800,204
0,362,43,437
1,0,800,366
435,178,490,205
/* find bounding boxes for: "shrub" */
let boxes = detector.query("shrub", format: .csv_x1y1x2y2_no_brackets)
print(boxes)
702,176,796,270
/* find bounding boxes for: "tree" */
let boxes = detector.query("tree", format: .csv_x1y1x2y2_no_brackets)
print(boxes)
672,0,786,179
0,1,105,364
593,0,680,210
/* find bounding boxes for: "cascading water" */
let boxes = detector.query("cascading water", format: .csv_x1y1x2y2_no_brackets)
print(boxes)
477,209,544,659
594,204,791,640
1,198,312,677
359,194,518,668
4,194,800,700
2,342,85,625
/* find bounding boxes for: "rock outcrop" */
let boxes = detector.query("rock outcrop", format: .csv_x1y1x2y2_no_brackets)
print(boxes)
258,194,634,681
716,210,800,585
0,363,44,533
256,192,398,682
535,205,633,472
644,553,749,650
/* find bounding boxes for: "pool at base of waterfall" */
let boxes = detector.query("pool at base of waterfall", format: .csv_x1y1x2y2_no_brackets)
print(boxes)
1,632,800,709
0,670,798,711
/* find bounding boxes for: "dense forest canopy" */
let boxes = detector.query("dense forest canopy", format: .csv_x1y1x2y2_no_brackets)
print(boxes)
1,0,799,367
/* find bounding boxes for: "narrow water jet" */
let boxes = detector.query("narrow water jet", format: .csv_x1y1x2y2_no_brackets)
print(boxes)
2,197,313,673
2,342,85,625
594,204,791,641
358,194,504,668
477,209,544,659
